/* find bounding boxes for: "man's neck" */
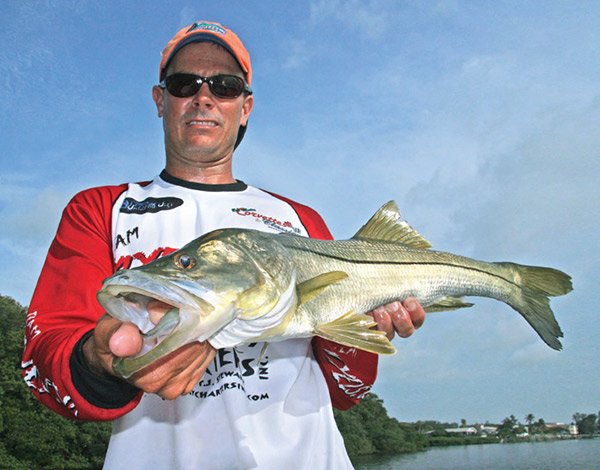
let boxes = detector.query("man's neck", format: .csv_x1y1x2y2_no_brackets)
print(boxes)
164,161,236,184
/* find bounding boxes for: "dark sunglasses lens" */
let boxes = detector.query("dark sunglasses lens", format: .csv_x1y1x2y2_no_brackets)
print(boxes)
165,74,200,97
164,74,245,98
209,75,244,98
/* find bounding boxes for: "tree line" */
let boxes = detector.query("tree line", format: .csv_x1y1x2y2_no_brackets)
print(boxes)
0,295,111,469
0,294,596,468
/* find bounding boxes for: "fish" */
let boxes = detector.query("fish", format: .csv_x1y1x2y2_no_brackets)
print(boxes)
97,201,573,378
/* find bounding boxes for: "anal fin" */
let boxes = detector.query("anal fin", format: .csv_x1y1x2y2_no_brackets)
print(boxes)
424,296,474,313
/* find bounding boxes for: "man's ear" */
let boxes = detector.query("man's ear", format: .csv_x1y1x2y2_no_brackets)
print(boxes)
152,85,165,117
240,94,254,126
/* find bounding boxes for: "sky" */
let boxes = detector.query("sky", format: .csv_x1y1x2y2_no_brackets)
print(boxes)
2,1,599,426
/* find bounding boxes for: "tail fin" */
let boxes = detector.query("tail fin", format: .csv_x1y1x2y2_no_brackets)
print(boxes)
516,265,573,297
497,262,572,350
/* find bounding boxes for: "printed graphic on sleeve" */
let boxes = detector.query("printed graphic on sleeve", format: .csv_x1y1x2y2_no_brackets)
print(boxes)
322,347,372,401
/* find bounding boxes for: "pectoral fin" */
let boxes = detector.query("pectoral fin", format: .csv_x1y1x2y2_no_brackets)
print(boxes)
315,310,396,355
297,271,349,305
258,342,269,363
424,296,474,312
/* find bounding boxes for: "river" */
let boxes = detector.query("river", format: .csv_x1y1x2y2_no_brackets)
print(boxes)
352,438,599,469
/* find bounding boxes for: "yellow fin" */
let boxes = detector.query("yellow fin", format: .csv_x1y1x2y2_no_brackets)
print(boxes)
353,201,432,249
424,296,474,312
315,310,396,355
258,342,269,363
297,271,348,305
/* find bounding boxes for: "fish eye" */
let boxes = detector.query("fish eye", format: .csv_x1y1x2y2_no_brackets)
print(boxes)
174,253,196,270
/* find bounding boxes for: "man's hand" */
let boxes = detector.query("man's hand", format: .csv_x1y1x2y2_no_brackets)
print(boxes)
369,297,426,340
83,302,215,400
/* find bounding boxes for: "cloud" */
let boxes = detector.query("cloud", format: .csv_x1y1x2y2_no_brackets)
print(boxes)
1,185,66,243
310,0,390,40
281,39,315,70
509,341,560,367
0,174,70,302
0,128,164,305
375,340,465,384
178,6,197,26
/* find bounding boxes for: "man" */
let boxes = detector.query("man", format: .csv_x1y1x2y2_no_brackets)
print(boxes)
22,21,425,468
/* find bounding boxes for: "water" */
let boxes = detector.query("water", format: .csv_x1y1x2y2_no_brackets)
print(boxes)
353,439,600,469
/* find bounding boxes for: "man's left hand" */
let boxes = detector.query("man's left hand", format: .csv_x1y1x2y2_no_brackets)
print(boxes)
369,297,425,340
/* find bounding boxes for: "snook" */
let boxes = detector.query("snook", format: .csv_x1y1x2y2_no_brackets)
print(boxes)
97,201,572,378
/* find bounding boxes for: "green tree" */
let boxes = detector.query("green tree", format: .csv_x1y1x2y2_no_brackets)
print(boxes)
334,393,427,457
533,418,546,434
497,415,521,439
333,406,376,456
0,295,112,469
525,413,535,433
573,413,597,435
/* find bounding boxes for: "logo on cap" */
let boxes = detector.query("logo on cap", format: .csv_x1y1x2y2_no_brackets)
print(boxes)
188,22,226,35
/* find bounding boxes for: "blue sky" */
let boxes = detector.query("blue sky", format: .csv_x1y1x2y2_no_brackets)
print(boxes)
2,1,598,426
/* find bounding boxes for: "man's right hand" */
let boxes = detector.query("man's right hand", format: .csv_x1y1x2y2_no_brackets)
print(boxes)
83,312,216,400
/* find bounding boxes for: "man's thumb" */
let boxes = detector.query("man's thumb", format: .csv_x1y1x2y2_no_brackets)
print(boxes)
108,322,143,358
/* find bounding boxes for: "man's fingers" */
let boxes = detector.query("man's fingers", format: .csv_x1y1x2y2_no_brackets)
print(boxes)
388,301,416,338
369,297,426,340
404,297,426,329
370,306,394,340
108,322,143,358
131,341,216,399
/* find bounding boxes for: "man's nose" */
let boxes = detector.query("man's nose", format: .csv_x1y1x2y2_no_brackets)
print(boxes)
192,82,214,106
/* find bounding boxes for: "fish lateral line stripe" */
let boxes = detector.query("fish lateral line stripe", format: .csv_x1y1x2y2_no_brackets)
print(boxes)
290,247,522,289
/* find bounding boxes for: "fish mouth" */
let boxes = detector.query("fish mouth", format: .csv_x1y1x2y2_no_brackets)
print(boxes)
99,287,182,354
97,270,228,377
98,271,198,330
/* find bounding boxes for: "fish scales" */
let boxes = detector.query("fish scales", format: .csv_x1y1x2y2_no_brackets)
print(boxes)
281,235,564,345
279,235,520,310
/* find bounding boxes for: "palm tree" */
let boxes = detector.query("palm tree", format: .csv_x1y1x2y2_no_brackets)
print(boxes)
525,414,535,433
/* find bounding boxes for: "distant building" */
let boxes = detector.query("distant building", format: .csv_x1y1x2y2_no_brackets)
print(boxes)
568,424,578,436
544,423,578,437
478,425,498,436
444,427,478,435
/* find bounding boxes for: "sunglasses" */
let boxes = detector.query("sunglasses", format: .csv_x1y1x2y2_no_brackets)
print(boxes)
159,73,252,99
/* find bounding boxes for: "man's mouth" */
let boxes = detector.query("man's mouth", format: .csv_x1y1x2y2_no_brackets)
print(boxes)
187,119,218,127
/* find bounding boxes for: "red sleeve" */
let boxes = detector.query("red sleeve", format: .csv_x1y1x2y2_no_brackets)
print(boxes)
265,191,378,410
21,185,143,420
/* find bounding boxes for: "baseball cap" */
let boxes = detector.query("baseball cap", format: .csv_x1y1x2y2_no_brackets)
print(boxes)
159,21,252,84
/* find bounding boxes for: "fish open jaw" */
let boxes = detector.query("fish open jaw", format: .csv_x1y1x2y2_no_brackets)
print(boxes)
101,286,177,329
96,271,223,363
97,270,243,377
99,288,182,355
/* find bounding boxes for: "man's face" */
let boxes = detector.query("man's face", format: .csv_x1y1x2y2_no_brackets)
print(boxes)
152,42,253,173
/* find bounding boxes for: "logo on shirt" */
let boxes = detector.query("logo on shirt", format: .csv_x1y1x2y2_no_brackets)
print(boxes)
187,344,271,402
120,197,183,215
231,208,301,234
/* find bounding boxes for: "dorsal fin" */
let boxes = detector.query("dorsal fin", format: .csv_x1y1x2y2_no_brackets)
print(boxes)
352,201,432,249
